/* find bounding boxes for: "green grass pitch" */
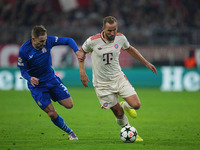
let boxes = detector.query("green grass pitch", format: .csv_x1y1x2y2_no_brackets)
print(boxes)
0,88,200,150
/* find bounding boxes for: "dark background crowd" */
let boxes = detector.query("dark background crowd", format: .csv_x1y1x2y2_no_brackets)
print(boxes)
0,0,199,68
1,0,200,29
0,0,200,45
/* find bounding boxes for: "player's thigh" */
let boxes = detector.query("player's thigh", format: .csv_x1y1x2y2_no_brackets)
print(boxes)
118,76,141,109
123,94,141,109
118,74,136,98
50,77,71,103
29,86,52,110
58,97,73,109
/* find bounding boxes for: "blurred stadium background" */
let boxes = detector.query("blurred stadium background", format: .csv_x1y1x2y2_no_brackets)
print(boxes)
1,2,200,149
0,0,200,91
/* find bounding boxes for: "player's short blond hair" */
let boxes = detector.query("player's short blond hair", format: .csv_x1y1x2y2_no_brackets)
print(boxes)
103,16,117,27
31,25,47,38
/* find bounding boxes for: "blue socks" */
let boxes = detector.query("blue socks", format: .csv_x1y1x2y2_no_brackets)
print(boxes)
51,114,72,134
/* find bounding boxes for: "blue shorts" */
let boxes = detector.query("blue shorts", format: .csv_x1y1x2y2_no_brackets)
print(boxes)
28,76,71,110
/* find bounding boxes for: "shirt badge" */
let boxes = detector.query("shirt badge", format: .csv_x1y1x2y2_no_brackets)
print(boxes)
18,57,23,62
114,44,119,49
42,48,47,53
103,102,108,108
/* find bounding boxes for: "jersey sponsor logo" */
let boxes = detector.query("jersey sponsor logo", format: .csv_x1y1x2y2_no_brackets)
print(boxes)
114,44,119,49
103,53,113,65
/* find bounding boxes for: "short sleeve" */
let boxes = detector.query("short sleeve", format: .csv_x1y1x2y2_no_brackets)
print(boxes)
122,35,130,50
82,37,93,53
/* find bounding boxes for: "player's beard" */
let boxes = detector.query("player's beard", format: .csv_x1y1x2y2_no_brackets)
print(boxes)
106,34,115,41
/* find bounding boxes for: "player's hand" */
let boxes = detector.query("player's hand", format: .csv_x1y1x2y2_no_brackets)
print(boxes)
30,77,40,87
80,73,89,87
76,50,85,62
146,63,157,74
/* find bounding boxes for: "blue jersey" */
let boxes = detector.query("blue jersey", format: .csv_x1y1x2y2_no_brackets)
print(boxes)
17,36,79,83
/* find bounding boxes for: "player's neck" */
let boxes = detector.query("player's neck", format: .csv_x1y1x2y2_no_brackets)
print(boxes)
102,32,108,41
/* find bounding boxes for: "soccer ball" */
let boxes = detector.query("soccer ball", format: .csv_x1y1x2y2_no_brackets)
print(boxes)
120,126,138,143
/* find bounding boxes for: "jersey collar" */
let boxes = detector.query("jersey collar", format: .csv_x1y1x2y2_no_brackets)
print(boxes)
100,32,114,44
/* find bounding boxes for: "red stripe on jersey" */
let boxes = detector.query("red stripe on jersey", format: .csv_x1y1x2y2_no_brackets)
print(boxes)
124,74,133,86
90,34,101,40
124,75,128,80
81,47,86,52
100,33,106,43
116,33,123,36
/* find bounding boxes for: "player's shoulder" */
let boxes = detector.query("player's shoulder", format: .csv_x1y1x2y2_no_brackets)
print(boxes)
46,36,57,42
84,33,101,47
21,39,31,47
20,40,32,52
116,32,125,38
90,33,101,41
116,32,125,37
47,36,56,40
45,36,59,47
116,32,128,42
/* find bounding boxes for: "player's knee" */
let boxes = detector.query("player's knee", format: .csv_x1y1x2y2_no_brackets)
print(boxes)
65,102,73,109
61,98,73,109
48,111,57,119
67,103,73,109
134,102,141,110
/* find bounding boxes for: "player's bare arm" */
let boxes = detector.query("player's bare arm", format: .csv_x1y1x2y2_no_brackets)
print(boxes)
30,77,39,87
76,50,85,62
126,46,157,74
78,49,89,87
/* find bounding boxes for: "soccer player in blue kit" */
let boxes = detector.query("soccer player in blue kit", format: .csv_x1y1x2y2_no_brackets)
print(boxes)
17,25,84,140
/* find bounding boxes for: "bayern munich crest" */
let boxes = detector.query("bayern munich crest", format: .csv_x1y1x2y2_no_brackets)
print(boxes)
114,44,119,49
103,102,108,108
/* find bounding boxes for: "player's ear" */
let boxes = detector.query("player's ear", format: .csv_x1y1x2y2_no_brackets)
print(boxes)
31,37,36,43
